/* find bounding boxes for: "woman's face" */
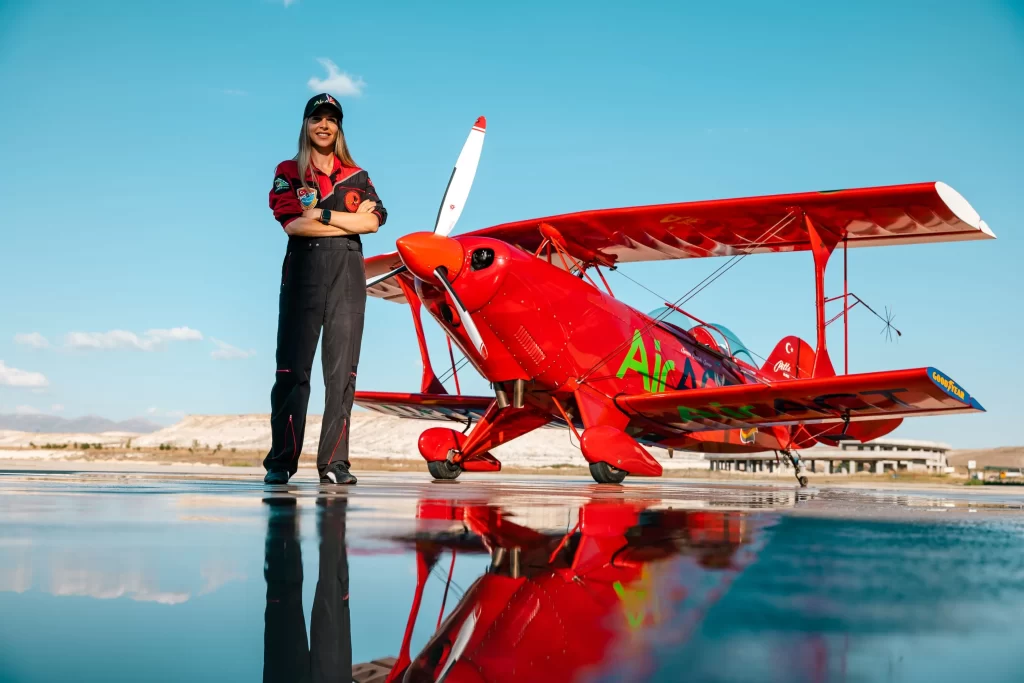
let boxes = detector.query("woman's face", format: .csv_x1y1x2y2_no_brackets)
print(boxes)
307,108,340,150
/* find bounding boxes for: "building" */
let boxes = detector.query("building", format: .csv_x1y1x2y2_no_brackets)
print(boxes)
705,438,952,475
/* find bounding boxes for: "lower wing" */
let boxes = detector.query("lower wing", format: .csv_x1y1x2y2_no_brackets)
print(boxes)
355,391,493,424
617,367,983,431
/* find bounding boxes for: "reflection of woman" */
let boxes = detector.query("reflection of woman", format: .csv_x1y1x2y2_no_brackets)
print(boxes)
263,495,351,682
263,93,388,486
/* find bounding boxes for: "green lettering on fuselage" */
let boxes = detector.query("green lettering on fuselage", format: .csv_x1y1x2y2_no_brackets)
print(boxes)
616,329,677,394
616,330,651,392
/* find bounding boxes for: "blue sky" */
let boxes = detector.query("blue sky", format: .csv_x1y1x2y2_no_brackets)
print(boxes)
0,0,1021,447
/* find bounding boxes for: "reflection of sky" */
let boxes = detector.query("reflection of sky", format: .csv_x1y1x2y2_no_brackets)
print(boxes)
0,491,488,683
1,484,1024,682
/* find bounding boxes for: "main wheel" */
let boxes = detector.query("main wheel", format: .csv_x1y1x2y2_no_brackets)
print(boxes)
589,462,627,484
428,460,463,481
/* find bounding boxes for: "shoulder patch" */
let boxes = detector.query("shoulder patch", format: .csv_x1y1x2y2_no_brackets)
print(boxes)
297,186,318,209
273,175,290,194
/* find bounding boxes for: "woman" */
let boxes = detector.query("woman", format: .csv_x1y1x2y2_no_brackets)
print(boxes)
263,92,387,486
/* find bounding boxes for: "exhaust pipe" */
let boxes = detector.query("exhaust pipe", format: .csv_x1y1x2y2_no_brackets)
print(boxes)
512,379,525,409
494,383,509,409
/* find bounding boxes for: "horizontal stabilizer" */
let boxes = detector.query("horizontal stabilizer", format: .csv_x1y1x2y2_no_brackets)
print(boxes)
616,367,983,432
355,391,493,423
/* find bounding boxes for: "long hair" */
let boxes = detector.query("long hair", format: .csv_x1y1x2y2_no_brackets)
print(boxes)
295,116,356,189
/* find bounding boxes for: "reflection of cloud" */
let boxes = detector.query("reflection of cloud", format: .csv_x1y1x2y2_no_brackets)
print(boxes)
0,547,32,593
199,560,246,596
49,553,190,605
50,566,190,604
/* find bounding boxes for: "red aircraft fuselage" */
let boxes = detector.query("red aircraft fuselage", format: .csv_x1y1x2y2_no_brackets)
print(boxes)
398,231,789,456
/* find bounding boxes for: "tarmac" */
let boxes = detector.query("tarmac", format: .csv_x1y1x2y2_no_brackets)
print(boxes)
2,465,1023,682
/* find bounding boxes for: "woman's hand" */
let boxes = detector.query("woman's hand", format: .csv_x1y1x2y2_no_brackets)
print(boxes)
357,199,377,214
302,208,323,220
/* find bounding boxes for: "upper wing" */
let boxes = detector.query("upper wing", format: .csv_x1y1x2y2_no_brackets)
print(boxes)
466,182,993,265
616,367,983,432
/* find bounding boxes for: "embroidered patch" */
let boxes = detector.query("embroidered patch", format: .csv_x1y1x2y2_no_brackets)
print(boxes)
273,175,290,193
297,187,318,209
344,190,362,212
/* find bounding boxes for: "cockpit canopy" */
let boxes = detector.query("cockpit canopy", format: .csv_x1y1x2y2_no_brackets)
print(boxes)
647,307,757,367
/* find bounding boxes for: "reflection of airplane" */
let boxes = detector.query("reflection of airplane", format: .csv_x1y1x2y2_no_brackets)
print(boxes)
383,498,752,683
356,118,991,486
263,495,353,683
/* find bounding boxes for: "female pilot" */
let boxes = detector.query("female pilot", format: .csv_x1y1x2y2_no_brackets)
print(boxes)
263,93,387,486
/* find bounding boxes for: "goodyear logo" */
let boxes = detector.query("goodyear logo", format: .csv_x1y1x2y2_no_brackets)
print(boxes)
930,369,966,402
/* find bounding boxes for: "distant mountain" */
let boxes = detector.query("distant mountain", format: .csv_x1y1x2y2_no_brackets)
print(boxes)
0,414,164,434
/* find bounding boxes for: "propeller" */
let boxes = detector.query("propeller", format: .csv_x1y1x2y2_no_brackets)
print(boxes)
366,116,487,288
434,266,488,360
435,607,480,682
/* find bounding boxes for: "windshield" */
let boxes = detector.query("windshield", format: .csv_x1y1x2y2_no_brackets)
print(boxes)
647,307,757,366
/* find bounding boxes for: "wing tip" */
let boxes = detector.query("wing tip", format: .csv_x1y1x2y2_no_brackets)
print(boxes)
474,116,486,130
935,181,995,238
926,366,980,408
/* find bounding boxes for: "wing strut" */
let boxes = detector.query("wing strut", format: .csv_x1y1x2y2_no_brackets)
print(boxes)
803,213,841,378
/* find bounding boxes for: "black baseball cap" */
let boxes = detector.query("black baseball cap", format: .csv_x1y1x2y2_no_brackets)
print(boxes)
304,93,343,121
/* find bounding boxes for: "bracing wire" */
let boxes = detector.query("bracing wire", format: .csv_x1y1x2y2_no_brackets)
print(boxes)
579,210,798,383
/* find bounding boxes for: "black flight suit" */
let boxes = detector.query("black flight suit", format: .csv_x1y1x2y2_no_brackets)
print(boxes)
265,157,387,478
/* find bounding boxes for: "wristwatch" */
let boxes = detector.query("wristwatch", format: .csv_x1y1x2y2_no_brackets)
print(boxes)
319,209,332,225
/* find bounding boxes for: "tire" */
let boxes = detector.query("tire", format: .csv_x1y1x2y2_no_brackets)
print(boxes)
798,476,809,488
428,460,463,481
589,462,627,484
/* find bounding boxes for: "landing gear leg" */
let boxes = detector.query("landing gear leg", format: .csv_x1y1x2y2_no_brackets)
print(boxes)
780,449,809,488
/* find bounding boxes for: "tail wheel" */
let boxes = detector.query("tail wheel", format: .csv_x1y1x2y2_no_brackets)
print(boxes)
428,459,463,481
589,462,627,484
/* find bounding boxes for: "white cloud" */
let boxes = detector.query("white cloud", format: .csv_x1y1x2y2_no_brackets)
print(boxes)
210,339,256,360
0,361,49,388
222,88,247,96
51,404,64,413
14,333,50,349
15,405,42,415
64,327,203,352
146,327,204,343
308,58,365,97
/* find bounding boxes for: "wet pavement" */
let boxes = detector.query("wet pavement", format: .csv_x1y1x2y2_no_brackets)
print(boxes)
1,469,1023,682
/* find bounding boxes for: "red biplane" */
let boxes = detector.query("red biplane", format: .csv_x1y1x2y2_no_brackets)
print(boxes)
356,117,993,486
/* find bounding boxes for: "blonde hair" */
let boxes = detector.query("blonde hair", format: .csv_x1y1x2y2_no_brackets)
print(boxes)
295,116,356,189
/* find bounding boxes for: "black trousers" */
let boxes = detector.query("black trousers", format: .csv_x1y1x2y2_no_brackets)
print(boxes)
263,496,352,683
264,236,366,477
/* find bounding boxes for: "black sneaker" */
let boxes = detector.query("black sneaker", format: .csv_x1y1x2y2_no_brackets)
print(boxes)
264,470,290,485
321,463,357,485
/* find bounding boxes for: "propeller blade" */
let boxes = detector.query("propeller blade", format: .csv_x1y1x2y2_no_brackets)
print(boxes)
434,267,488,359
365,264,408,288
436,607,480,683
433,117,487,237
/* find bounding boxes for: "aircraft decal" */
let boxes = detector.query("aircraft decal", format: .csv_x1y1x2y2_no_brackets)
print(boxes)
674,388,915,426
615,330,675,393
